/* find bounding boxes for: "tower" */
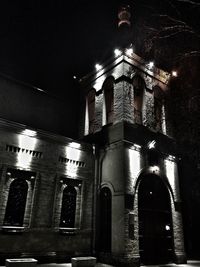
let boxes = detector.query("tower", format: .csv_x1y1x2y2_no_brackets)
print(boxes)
79,5,187,266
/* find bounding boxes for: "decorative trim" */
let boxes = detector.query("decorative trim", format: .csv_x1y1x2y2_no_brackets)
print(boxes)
58,156,86,167
6,145,43,159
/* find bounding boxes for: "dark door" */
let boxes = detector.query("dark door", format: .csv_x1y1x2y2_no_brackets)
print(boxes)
138,175,173,264
99,187,111,252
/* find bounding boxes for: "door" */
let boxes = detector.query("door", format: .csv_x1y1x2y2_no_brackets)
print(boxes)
138,174,173,264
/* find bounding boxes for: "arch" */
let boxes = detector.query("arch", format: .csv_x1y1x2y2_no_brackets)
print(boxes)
153,86,166,133
138,174,173,264
132,75,145,124
4,178,28,226
99,186,112,252
102,76,115,125
134,168,175,203
59,185,77,228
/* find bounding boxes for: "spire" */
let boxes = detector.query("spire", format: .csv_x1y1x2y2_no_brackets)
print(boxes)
117,5,132,49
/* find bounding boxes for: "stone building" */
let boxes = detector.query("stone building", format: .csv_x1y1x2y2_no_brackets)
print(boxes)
0,5,187,267
79,48,186,265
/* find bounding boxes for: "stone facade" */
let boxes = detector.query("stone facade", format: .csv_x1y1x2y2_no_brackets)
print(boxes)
80,51,186,266
0,120,94,263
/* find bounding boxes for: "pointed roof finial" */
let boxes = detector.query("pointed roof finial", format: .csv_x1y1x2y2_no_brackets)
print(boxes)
118,5,131,28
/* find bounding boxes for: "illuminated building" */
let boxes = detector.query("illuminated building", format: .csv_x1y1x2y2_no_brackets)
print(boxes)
0,5,187,267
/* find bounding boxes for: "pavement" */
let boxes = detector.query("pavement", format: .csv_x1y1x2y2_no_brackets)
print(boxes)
2,260,200,267
37,260,200,267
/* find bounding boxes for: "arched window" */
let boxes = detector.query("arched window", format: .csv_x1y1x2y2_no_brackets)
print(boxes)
4,178,28,226
103,77,114,125
133,75,145,124
60,185,77,228
154,86,166,133
87,89,96,134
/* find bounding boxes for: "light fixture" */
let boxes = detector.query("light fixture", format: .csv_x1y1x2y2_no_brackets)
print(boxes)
126,48,133,56
73,75,77,80
149,61,154,68
148,140,156,149
22,129,37,137
70,142,81,149
114,48,122,57
165,225,170,231
95,63,102,71
172,71,178,77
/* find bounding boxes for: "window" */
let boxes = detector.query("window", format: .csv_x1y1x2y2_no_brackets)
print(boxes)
1,168,36,230
87,89,96,133
4,178,28,226
154,86,166,133
103,77,114,125
54,178,82,232
60,185,77,228
133,75,145,124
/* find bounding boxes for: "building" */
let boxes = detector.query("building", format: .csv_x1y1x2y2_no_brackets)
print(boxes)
0,5,187,267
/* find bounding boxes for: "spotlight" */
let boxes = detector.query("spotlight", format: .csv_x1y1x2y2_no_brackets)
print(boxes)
172,71,178,77
148,140,156,149
114,48,122,57
126,48,133,56
23,129,37,137
149,61,154,68
95,63,102,71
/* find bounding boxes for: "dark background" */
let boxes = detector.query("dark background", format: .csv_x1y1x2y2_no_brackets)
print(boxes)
0,0,200,258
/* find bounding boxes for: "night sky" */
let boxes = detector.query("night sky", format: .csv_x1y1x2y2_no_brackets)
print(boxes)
0,1,199,97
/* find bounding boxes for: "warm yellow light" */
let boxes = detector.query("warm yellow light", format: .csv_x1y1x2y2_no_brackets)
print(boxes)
149,61,154,68
172,71,178,77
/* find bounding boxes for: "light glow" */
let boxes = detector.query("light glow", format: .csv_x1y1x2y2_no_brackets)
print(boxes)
165,225,170,231
17,135,37,168
148,61,154,69
22,129,37,137
172,71,178,77
128,148,141,180
70,142,81,149
95,63,102,71
148,140,156,149
126,48,133,57
114,48,122,57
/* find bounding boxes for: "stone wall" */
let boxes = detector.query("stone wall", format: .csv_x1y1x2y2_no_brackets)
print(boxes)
0,121,94,263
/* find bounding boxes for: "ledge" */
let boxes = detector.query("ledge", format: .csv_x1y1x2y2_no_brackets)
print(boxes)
1,226,25,233
59,227,79,235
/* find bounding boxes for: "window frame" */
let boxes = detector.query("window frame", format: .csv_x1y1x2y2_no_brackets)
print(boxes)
0,166,37,233
53,176,83,234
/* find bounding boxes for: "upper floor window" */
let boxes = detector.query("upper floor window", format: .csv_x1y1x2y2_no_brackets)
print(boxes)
154,86,166,134
103,77,114,125
4,178,28,227
87,89,96,134
54,177,82,232
133,75,145,124
1,168,36,230
60,185,77,228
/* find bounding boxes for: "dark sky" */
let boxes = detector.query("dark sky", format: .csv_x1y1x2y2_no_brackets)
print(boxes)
0,1,124,96
0,1,198,97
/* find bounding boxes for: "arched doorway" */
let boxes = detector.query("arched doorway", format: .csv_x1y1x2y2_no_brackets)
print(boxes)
99,187,112,252
138,174,173,264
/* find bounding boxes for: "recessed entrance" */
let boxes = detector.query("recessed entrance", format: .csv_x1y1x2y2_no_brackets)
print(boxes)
138,174,173,264
99,187,111,252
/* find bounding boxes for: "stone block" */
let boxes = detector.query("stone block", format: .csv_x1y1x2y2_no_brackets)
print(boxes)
5,258,38,267
71,256,96,267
